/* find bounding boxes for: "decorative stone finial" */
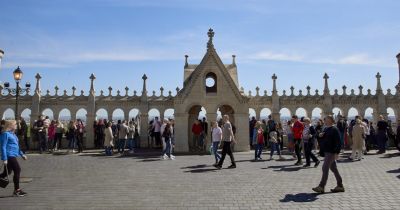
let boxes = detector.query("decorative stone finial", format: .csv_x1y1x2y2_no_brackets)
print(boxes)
125,87,129,96
168,90,172,97
255,86,260,96
232,55,236,65
184,55,188,67
290,86,294,96
306,86,311,95
264,90,267,96
142,74,148,98
160,87,164,96
323,73,329,95
54,86,59,96
272,74,278,95
176,87,180,93
63,90,67,96
282,90,286,96
133,90,137,96
72,86,76,96
376,72,382,93
116,90,121,96
108,86,112,96
342,85,347,95
358,85,363,95
89,73,96,95
35,73,42,94
207,28,215,49
80,90,84,96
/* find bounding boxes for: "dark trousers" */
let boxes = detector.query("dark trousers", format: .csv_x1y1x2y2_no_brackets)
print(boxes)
294,139,302,163
304,141,318,165
38,132,47,153
76,133,84,153
218,141,235,167
377,131,387,153
0,157,21,191
319,153,343,188
154,132,161,146
23,135,29,152
53,133,63,150
254,143,263,159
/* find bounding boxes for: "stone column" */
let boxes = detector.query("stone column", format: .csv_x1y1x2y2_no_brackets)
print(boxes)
233,112,250,152
271,74,281,122
86,74,96,149
139,112,149,148
174,113,189,152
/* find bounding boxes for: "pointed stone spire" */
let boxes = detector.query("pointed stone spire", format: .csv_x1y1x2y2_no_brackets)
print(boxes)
396,53,400,85
141,74,148,98
207,28,215,50
184,55,189,68
376,72,382,94
89,73,96,95
323,73,329,95
35,73,41,95
232,55,236,66
272,74,278,95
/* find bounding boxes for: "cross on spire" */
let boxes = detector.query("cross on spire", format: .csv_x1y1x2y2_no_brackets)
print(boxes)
207,28,215,50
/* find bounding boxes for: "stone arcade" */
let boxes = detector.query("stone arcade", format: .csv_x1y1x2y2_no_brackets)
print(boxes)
1,29,400,152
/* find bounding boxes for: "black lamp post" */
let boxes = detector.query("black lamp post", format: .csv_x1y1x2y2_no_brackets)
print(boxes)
4,66,31,134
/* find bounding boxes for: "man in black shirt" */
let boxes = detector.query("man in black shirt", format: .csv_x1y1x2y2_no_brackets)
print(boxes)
312,115,344,194
376,115,388,154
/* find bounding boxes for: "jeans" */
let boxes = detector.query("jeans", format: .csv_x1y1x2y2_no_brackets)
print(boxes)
118,139,126,153
319,153,343,188
76,133,84,153
339,131,345,148
38,132,47,153
163,138,172,157
270,142,281,157
128,138,135,151
105,146,112,156
217,141,235,167
304,141,318,165
154,132,161,146
0,157,21,191
255,143,263,159
68,136,76,150
192,134,200,148
53,133,63,150
212,141,221,163
377,131,387,153
294,139,302,163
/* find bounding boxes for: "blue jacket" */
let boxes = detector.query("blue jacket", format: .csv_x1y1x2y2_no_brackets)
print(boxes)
1,131,24,161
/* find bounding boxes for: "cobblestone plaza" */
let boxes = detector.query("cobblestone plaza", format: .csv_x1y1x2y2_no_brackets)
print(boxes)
1,149,399,210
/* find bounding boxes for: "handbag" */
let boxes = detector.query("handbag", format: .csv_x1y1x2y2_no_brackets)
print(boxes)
0,163,9,188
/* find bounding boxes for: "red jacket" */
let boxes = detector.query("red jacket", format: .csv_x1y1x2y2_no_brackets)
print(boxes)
292,120,304,140
192,123,203,135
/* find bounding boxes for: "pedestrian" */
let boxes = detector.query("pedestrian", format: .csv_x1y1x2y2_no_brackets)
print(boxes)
191,119,203,151
249,116,257,149
336,115,347,151
376,115,388,154
34,115,47,154
211,121,222,166
118,120,129,154
161,122,175,160
0,120,28,197
19,118,29,152
214,115,236,169
104,122,114,156
269,127,283,160
253,121,264,161
152,117,162,148
127,121,136,153
76,119,85,153
66,120,77,153
292,115,304,165
201,117,209,151
312,115,344,194
47,120,56,152
302,118,320,167
315,119,324,154
285,120,295,158
350,119,366,161
53,120,64,151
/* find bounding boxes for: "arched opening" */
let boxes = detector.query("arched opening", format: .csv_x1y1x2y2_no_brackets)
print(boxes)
260,108,272,120
188,105,207,152
205,72,217,94
332,107,344,120
387,107,396,122
42,108,54,120
96,108,108,121
311,107,323,120
164,109,174,120
148,108,160,122
348,107,359,119
364,107,374,121
59,108,71,122
295,107,307,118
128,108,140,121
279,108,291,122
3,108,15,120
20,108,31,122
76,108,87,123
249,108,256,119
112,108,125,121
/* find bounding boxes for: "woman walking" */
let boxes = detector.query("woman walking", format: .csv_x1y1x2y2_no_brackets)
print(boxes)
76,119,85,153
253,121,264,161
350,119,366,161
211,121,222,166
162,122,175,160
47,120,56,152
269,128,283,160
104,122,114,156
0,120,28,197
53,121,64,151
66,121,77,153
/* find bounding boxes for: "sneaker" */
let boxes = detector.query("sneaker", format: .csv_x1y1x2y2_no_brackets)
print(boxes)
170,156,175,160
294,161,303,166
312,186,324,194
314,160,320,168
330,186,345,193
13,189,27,197
214,164,222,170
227,165,236,169
162,155,168,160
170,155,175,159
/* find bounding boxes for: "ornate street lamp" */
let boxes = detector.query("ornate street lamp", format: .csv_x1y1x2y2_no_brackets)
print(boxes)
4,66,31,134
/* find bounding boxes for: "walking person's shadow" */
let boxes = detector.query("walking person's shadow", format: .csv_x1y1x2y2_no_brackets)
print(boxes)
280,193,319,203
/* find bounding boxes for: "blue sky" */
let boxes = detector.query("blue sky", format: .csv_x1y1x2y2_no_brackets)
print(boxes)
1,0,400,107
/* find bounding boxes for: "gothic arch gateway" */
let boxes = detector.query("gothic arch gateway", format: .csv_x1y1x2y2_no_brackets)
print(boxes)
1,29,400,152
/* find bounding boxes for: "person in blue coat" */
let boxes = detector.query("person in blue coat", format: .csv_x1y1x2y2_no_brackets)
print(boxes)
0,120,28,197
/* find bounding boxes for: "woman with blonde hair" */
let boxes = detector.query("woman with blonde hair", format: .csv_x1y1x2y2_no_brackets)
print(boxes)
350,119,366,161
104,122,114,156
0,120,28,197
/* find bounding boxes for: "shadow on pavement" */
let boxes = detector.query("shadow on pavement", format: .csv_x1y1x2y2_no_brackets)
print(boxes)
184,168,218,173
280,193,319,203
180,164,208,169
261,164,303,172
380,153,400,158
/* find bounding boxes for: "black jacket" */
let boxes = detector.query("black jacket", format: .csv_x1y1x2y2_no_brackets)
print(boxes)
320,126,341,154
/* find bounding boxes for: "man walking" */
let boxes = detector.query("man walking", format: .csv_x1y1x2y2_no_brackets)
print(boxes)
312,115,344,194
292,115,304,165
214,115,236,169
